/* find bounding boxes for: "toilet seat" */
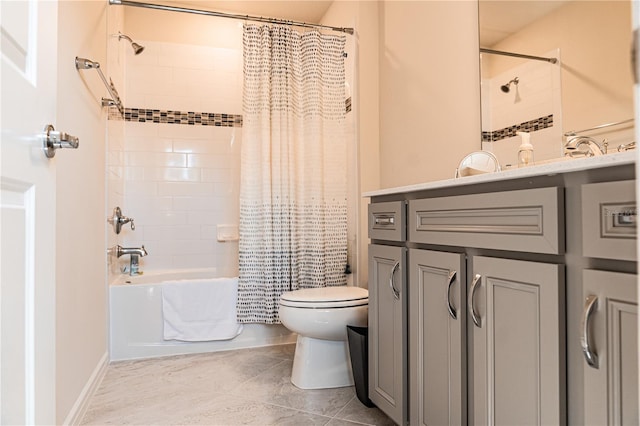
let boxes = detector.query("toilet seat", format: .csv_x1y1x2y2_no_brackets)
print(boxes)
280,286,368,309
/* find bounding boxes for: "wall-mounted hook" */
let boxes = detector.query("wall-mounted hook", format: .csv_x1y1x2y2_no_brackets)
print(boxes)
108,207,135,234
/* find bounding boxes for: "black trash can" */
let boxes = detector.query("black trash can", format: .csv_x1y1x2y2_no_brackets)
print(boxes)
347,325,375,407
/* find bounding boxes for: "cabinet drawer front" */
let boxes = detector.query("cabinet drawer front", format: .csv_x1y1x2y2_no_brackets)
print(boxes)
368,201,406,242
409,187,563,254
582,180,636,261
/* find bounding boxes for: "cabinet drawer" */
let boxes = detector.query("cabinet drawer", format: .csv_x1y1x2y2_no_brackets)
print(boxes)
368,201,406,242
582,180,636,261
409,187,563,254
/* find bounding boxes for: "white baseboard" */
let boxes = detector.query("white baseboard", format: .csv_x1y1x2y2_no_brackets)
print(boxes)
62,352,109,425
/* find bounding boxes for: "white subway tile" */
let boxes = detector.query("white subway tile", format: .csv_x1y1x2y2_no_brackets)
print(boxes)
124,152,187,167
158,182,215,196
124,196,173,212
124,167,145,181
139,255,174,271
125,137,173,153
158,123,215,140
125,121,159,138
172,196,220,211
143,225,202,241
125,181,158,196
200,168,234,183
173,139,229,154
143,167,201,182
171,254,216,270
144,95,202,113
186,210,222,225
187,153,234,168
200,225,217,240
172,239,216,255
138,210,188,226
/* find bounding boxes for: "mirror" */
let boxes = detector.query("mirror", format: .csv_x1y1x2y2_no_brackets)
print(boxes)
479,0,634,167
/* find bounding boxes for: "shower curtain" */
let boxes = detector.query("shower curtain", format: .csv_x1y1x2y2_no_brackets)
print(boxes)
237,24,348,324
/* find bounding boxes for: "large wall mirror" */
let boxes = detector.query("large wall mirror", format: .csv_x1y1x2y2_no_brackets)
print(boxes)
479,0,634,167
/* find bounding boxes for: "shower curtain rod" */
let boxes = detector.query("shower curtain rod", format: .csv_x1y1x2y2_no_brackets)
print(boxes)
480,48,558,64
109,0,354,35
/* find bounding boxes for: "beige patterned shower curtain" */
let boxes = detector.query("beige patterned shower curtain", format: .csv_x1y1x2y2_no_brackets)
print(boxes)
237,24,348,324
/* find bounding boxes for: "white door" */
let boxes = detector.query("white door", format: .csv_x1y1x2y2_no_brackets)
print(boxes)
1,0,58,423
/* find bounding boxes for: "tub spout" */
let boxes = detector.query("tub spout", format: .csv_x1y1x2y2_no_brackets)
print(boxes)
116,245,148,258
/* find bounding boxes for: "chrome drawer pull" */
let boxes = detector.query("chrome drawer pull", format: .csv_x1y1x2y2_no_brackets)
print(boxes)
374,215,395,226
446,270,457,320
468,274,482,328
613,209,637,226
389,261,400,300
581,295,599,369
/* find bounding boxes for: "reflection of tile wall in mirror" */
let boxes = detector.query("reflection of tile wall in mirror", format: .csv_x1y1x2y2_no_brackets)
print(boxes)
479,0,634,164
481,49,563,168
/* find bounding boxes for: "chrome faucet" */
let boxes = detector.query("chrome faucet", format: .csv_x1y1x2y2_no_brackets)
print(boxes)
564,136,607,157
115,245,148,275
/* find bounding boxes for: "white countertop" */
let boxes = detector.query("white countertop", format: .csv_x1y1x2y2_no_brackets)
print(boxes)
363,151,637,198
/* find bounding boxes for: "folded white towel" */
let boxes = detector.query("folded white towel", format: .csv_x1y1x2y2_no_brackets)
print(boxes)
162,277,243,342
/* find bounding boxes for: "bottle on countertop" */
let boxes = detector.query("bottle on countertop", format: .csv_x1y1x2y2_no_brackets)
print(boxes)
517,131,534,167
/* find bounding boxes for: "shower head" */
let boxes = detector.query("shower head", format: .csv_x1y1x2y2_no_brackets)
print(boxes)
500,77,519,93
118,32,145,55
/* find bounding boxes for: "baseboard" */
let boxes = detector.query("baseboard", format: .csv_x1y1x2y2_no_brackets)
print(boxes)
62,352,109,425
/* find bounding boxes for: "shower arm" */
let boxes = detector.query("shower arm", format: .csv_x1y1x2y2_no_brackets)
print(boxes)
75,57,124,115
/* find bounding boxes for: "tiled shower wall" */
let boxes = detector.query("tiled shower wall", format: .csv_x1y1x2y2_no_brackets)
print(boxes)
109,34,356,278
110,39,243,276
481,49,563,167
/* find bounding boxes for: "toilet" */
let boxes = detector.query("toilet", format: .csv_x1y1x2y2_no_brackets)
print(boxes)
279,286,368,389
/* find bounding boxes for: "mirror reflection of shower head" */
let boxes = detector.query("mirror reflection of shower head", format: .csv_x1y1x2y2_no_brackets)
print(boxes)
501,77,519,93
118,32,145,55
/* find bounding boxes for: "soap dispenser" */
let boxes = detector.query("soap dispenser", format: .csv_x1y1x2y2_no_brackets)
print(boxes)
517,131,534,167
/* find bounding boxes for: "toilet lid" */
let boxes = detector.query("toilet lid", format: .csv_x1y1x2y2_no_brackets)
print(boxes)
279,286,368,308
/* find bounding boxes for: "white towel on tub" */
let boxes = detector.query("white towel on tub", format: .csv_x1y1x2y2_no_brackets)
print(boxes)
161,277,243,342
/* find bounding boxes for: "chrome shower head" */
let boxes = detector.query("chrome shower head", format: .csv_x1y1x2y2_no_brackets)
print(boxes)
118,32,145,55
501,77,519,93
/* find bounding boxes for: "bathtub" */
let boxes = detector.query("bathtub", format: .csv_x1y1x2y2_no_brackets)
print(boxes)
109,268,296,361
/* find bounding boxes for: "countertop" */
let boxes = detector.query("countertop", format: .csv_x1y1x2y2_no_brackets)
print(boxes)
363,151,636,198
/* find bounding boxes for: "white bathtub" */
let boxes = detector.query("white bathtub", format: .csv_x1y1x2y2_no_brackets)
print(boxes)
109,268,295,361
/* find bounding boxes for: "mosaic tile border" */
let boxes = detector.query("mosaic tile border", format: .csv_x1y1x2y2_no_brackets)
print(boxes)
121,108,243,127
482,114,553,143
109,100,352,126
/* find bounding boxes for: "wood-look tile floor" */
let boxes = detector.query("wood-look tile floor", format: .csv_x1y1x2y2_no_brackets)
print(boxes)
81,344,394,425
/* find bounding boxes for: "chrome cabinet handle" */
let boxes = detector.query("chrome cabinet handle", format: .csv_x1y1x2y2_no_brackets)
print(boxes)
468,273,482,328
446,270,457,320
374,215,395,226
581,295,599,369
43,124,80,158
389,261,400,300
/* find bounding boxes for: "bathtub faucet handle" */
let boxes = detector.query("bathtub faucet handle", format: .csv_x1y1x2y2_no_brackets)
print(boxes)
109,207,136,234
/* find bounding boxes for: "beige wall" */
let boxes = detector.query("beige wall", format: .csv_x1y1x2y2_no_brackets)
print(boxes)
321,1,380,288
56,1,108,423
378,1,481,188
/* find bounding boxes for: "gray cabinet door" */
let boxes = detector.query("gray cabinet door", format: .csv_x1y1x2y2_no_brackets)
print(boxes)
582,270,638,425
368,244,407,425
470,256,565,426
409,249,466,426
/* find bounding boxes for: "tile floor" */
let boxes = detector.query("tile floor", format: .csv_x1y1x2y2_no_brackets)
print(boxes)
81,344,394,425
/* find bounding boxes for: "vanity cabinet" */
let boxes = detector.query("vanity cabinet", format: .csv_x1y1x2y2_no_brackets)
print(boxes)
470,256,565,425
582,269,638,425
368,243,407,425
367,160,636,425
408,249,466,426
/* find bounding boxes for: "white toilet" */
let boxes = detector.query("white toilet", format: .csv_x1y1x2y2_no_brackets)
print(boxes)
279,286,368,389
